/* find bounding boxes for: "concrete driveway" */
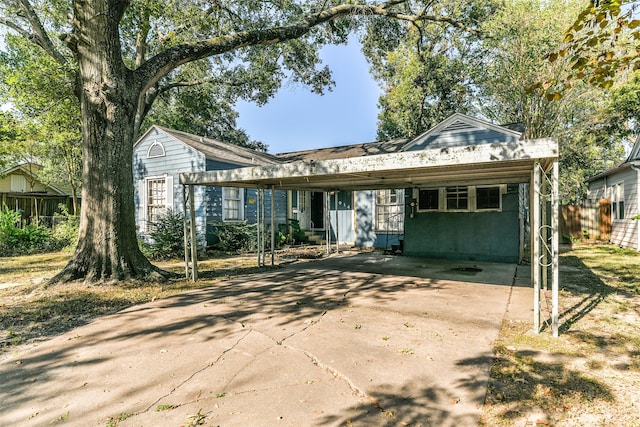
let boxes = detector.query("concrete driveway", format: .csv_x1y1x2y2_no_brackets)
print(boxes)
0,252,531,426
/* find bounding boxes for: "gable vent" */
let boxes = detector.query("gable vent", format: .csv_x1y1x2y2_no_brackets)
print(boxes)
147,140,166,158
441,120,477,133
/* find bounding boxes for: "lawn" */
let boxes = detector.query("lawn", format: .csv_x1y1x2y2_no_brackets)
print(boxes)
1,244,639,425
0,251,277,352
481,243,640,426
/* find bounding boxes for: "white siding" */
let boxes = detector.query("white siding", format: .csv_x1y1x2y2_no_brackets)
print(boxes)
594,168,639,250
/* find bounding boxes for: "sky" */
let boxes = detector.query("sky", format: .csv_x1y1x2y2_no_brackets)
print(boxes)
236,40,383,155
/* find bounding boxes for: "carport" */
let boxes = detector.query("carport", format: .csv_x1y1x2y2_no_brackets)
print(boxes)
180,137,560,335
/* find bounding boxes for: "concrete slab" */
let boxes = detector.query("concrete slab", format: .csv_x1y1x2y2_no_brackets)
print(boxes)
0,253,531,426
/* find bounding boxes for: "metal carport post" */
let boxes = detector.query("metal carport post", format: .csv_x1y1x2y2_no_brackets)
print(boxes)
531,160,559,337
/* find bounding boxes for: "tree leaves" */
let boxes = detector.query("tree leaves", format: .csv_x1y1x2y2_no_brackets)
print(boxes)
547,0,640,94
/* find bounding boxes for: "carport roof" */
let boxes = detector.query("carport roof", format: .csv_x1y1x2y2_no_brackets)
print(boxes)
179,137,558,191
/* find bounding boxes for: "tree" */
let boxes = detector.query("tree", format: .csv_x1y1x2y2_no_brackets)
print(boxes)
0,35,82,214
0,1,477,284
362,1,493,139
551,0,640,90
478,0,586,139
600,70,640,140
141,66,268,151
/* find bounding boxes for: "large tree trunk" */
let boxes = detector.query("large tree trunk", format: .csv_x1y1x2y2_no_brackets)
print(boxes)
50,0,167,284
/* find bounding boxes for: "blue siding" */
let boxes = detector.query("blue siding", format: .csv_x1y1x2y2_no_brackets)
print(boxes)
133,127,207,244
406,129,519,151
354,190,402,249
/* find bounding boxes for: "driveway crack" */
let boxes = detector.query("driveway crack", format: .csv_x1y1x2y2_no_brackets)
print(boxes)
139,329,254,414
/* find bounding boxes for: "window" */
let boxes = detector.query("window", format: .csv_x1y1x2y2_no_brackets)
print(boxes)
223,187,244,221
418,189,439,211
612,183,625,220
147,178,166,228
147,140,166,158
376,189,404,231
446,186,468,210
476,186,501,210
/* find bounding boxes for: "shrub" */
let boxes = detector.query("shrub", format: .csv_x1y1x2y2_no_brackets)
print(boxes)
50,205,80,250
212,222,257,252
143,209,186,260
0,205,52,256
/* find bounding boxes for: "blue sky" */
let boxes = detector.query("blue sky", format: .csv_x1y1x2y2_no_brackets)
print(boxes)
236,40,383,154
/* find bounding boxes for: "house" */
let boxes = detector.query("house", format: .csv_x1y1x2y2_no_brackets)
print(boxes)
177,113,560,334
587,136,640,250
133,126,288,246
0,163,76,224
135,114,544,263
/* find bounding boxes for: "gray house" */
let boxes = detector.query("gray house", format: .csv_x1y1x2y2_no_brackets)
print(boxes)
587,137,640,250
135,114,537,262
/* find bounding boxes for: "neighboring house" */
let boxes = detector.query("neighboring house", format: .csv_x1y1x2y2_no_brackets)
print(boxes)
133,126,287,246
135,114,532,263
0,163,76,224
587,137,640,250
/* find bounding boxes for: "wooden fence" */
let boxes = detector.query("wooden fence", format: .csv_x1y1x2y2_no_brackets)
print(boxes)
560,199,611,241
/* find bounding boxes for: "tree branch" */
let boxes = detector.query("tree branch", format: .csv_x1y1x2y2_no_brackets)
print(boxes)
135,1,437,94
16,0,66,64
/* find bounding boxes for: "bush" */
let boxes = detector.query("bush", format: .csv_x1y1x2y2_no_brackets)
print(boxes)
0,206,52,256
50,205,80,250
212,222,257,252
143,209,186,260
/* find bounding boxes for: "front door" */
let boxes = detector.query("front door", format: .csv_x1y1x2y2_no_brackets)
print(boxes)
310,191,324,229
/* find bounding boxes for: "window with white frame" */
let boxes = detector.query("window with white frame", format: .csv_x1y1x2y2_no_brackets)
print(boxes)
376,189,404,231
446,186,468,210
476,186,501,210
223,187,244,221
611,183,625,220
418,188,440,211
147,178,166,228
417,185,503,212
147,140,166,158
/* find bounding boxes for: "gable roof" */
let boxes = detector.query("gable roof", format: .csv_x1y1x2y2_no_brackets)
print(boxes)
137,125,281,167
275,138,410,162
402,113,523,152
627,135,640,162
587,136,640,182
0,163,69,195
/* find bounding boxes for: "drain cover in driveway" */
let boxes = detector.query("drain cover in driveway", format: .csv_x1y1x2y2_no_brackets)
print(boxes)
449,267,483,275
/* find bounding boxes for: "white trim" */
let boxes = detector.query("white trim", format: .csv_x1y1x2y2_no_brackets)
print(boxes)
222,187,245,222
147,139,166,158
416,188,442,212
415,184,505,213
165,175,174,209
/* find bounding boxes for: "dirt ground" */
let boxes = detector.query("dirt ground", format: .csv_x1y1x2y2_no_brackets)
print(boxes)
480,244,640,426
1,244,639,426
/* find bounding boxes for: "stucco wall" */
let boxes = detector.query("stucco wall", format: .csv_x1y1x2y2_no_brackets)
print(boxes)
403,189,520,262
